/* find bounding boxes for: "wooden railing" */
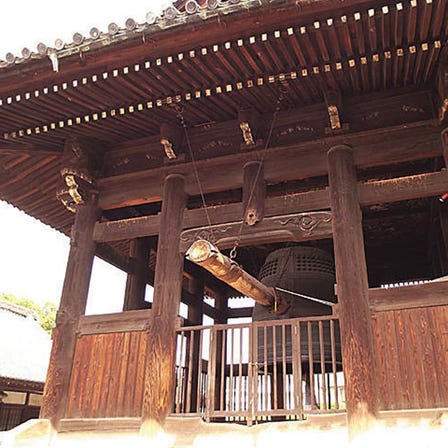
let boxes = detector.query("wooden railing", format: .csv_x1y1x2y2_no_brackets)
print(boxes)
61,281,448,421
174,316,343,423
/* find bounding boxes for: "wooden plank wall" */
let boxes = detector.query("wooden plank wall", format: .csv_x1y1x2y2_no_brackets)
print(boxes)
373,305,448,410
65,330,148,418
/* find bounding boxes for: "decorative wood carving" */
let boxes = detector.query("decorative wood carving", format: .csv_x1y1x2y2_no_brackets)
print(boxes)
160,123,183,160
179,211,332,253
238,108,262,147
437,61,448,123
324,90,348,134
56,137,103,212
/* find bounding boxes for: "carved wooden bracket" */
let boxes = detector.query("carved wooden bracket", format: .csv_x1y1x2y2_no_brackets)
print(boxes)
238,108,262,147
180,211,332,253
324,90,349,134
56,137,103,213
160,122,183,160
437,62,448,123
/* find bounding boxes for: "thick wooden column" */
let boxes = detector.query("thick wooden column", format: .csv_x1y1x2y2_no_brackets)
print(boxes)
141,174,186,434
327,145,378,435
40,193,99,426
442,127,448,167
187,277,204,412
123,237,150,310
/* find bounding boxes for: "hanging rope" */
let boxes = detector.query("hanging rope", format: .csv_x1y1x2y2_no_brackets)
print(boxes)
274,287,335,307
174,105,213,229
230,87,285,259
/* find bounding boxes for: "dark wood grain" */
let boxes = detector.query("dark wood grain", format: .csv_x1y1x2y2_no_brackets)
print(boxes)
40,194,99,426
328,145,379,433
141,174,187,433
94,170,448,243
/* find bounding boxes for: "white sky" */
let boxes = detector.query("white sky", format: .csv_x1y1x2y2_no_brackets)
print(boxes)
0,1,172,314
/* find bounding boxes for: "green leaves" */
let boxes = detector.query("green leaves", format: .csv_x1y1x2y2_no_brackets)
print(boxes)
0,293,56,333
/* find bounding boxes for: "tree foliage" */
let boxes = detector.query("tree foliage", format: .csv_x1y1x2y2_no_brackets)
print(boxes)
0,293,56,334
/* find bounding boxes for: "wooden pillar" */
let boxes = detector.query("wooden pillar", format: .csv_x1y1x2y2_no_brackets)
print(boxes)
187,277,204,412
327,145,378,436
123,237,150,310
141,174,186,435
442,127,448,167
40,193,99,426
242,161,265,226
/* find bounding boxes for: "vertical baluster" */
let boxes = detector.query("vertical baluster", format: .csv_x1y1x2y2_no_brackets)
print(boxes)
196,328,204,414
292,321,303,418
272,323,278,411
307,321,316,410
282,324,287,410
229,327,234,413
186,329,195,413
330,319,339,410
263,325,268,412
219,328,226,412
206,328,216,422
238,327,243,412
319,321,327,410
253,323,259,420
175,331,185,413
248,322,255,425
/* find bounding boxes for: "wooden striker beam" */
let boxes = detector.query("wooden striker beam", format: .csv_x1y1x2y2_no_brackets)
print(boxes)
186,239,280,311
141,174,187,435
327,145,379,436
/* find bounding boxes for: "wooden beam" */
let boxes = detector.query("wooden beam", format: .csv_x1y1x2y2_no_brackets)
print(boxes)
227,306,254,319
369,280,448,312
180,211,332,253
94,170,448,242
141,174,187,435
328,145,378,435
40,193,100,427
98,121,440,210
77,309,152,335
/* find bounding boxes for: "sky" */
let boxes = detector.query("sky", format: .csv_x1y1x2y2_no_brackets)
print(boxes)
0,1,173,315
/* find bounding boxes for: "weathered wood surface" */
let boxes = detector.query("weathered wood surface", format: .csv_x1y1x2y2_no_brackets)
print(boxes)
102,90,435,177
123,238,151,311
369,281,448,312
77,310,152,335
98,122,439,210
186,240,276,309
40,195,99,426
374,305,448,410
65,330,148,418
94,170,448,242
180,211,332,253
141,174,187,433
242,161,265,226
328,145,378,432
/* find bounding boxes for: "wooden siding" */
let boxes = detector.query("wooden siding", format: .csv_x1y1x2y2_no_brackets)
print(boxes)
65,331,148,418
374,305,448,410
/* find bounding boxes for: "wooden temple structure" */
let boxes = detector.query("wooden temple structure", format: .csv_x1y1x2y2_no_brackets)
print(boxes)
1,0,447,442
